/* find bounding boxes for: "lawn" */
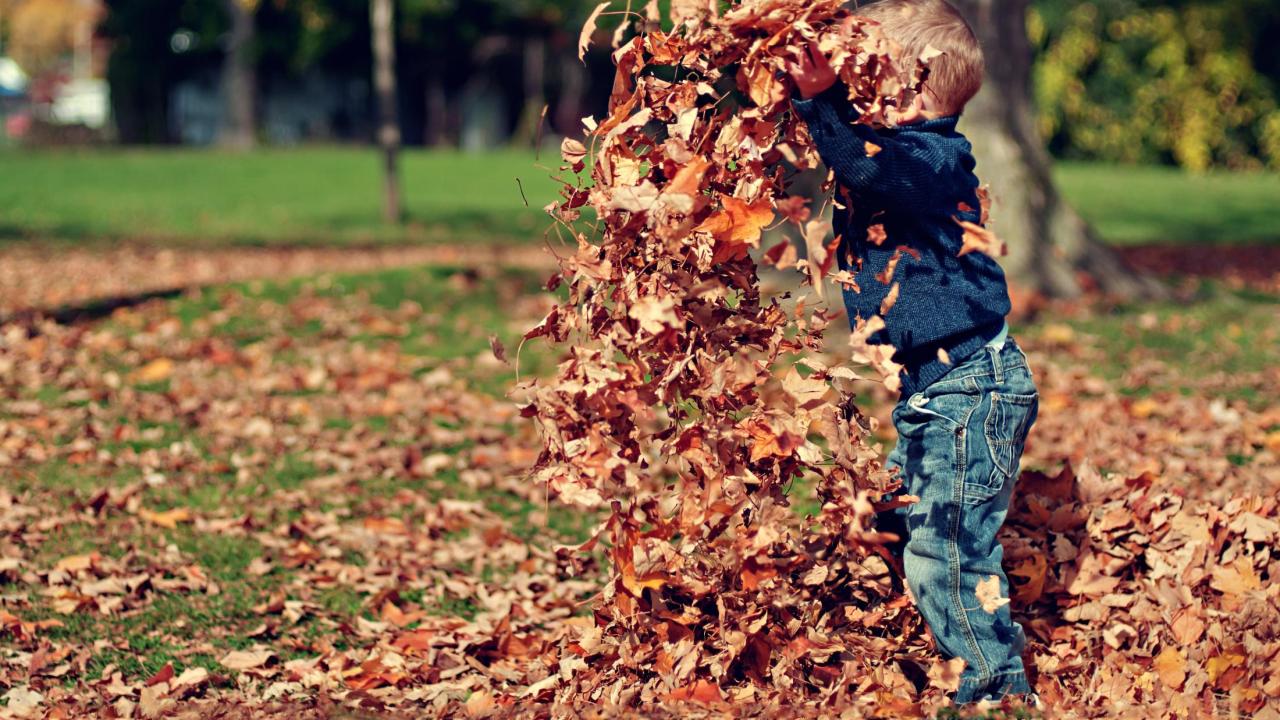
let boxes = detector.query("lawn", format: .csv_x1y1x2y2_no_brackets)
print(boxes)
0,147,564,246
2,255,1276,713
1052,161,1280,246
2,146,1278,247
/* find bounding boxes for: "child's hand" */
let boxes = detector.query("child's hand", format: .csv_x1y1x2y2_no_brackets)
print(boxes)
785,40,837,99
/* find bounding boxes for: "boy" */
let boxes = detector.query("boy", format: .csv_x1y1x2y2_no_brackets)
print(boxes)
786,0,1040,705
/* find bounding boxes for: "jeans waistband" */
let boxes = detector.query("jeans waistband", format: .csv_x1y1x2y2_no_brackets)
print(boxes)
897,321,1007,397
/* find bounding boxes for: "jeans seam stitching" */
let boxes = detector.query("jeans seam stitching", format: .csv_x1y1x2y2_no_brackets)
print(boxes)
930,370,991,390
984,393,1012,482
949,403,993,681
981,392,1036,490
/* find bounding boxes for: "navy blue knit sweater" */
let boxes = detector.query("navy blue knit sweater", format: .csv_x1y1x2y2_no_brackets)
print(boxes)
792,85,1011,397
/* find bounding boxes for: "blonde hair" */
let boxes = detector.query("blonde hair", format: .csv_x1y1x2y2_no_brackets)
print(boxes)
855,0,984,115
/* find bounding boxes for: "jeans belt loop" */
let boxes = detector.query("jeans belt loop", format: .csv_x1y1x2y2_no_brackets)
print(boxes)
990,343,1004,384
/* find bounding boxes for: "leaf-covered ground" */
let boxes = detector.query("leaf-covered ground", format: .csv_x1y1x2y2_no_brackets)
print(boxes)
1,257,1277,717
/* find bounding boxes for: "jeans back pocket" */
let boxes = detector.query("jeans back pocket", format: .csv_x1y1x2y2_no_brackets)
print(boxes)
983,391,1038,484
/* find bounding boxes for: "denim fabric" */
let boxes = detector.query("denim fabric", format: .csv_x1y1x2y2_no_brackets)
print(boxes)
877,338,1039,703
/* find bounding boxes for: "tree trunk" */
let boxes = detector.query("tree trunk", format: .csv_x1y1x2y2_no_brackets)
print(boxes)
220,0,256,150
511,34,547,147
952,0,1163,299
371,0,401,223
555,45,587,139
425,69,447,147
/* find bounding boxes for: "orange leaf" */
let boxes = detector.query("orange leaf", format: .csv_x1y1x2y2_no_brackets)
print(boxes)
697,196,774,248
133,358,174,383
666,679,722,704
1210,556,1262,596
955,219,1005,257
392,629,435,653
363,516,408,535
139,507,193,529
1169,607,1205,645
464,690,496,717
1153,647,1185,690
741,562,778,591
744,418,802,463
145,662,175,687
743,59,786,108
664,156,712,204
54,553,99,573
620,566,667,596
1206,653,1245,690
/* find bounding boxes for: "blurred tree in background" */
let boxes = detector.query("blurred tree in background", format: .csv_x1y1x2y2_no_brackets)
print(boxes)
92,0,604,146
100,0,221,143
14,0,1279,170
1031,0,1280,170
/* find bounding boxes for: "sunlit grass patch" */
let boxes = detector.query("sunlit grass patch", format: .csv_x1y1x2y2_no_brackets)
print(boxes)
1022,281,1279,404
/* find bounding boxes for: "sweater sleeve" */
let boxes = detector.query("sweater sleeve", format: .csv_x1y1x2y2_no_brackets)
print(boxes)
792,87,955,212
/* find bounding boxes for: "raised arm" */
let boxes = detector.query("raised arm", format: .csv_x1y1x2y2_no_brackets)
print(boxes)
792,86,961,213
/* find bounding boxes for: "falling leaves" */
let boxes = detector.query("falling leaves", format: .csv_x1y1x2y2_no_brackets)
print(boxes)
520,1,938,712
488,334,509,364
523,4,1280,711
696,195,776,252
579,2,610,61
955,218,1006,258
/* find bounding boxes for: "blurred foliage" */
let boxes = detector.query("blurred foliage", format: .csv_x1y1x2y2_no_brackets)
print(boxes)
14,0,1280,168
0,0,101,74
1031,0,1280,170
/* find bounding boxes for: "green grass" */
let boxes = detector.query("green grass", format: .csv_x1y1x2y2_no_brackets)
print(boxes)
1,147,1276,248
0,147,564,246
1053,162,1280,246
1023,283,1280,405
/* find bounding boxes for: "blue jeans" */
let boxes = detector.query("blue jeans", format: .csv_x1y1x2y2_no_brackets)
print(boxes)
878,338,1038,703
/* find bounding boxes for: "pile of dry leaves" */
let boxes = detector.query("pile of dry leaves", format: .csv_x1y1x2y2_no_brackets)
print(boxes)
514,0,1280,716
1000,462,1279,717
